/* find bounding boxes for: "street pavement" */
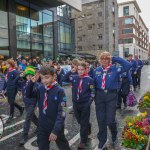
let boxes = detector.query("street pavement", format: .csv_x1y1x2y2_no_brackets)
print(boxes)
0,65,150,150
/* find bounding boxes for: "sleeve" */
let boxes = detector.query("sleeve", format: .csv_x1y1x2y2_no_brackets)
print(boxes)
128,71,133,85
2,77,7,91
112,57,131,73
52,89,67,136
26,81,39,99
61,71,73,83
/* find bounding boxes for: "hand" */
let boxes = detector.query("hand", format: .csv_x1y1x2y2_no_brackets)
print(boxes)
36,107,39,112
20,72,24,77
2,90,5,95
49,133,57,141
31,73,40,83
134,71,137,75
130,85,133,91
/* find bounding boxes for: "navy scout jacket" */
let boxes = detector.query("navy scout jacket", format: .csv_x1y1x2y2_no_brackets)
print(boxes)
26,81,67,135
62,72,95,103
94,57,131,91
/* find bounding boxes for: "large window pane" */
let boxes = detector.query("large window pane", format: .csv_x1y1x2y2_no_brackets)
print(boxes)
0,11,8,28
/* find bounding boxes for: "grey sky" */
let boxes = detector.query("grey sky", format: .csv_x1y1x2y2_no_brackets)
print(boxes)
117,0,150,38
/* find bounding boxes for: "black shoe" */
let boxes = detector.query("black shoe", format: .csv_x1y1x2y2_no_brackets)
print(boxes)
19,137,28,146
69,110,74,114
6,115,13,123
116,106,121,109
78,142,86,149
20,107,24,116
34,128,38,134
99,140,108,150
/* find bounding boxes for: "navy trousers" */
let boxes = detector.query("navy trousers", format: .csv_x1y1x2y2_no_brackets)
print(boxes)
73,101,91,143
37,127,71,150
23,104,38,137
95,90,118,148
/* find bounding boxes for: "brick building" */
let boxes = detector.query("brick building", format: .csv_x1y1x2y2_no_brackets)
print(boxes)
118,0,149,60
72,0,118,56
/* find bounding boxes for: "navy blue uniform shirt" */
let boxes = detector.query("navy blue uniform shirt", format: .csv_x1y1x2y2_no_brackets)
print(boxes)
94,57,131,90
26,81,67,136
63,72,95,103
4,70,19,90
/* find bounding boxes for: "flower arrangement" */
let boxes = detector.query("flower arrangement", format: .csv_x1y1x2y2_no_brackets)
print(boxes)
139,95,150,108
139,92,150,114
122,112,150,149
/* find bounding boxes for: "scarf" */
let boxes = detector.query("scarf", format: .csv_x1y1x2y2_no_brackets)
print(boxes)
101,64,112,90
43,81,57,115
77,73,89,100
6,68,16,80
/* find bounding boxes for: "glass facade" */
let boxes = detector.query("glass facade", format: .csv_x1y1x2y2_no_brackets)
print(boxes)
0,0,74,59
0,0,9,57
16,2,54,58
58,21,72,52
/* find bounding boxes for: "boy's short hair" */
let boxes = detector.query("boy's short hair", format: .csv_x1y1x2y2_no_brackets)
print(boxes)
39,65,56,76
72,59,80,66
128,54,133,57
6,59,15,68
78,62,87,69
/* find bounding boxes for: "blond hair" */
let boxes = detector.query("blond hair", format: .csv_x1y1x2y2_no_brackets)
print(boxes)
99,51,111,60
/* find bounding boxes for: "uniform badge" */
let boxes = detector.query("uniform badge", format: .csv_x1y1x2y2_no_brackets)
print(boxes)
61,102,66,107
54,96,58,100
90,85,94,89
96,71,101,75
63,96,67,101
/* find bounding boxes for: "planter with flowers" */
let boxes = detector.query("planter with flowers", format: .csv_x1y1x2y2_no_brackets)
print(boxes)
138,92,150,115
121,112,150,150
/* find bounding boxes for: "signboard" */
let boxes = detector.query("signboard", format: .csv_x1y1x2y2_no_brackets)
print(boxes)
58,0,82,11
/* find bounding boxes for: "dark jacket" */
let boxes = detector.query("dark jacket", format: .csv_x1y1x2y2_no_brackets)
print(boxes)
26,81,67,136
4,70,19,90
62,71,95,103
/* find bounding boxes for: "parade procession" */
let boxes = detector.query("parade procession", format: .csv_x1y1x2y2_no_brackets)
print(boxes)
0,0,150,150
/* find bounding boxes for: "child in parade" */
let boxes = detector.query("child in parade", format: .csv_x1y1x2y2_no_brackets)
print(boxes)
3,59,24,122
117,70,133,109
19,66,39,145
63,62,95,149
62,59,80,114
26,65,71,150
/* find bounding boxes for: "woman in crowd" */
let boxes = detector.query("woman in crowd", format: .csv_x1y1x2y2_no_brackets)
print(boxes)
94,52,131,150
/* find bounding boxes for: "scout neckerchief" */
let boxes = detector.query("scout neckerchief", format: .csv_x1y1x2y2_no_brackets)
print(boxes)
43,81,57,115
101,64,112,90
77,73,89,101
6,68,16,80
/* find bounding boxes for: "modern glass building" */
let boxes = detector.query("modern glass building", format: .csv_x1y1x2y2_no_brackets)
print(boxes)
0,0,81,59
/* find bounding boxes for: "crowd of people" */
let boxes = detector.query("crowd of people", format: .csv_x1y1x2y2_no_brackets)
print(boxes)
0,52,143,150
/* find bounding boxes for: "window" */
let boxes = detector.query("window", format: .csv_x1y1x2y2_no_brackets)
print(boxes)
98,23,103,28
98,12,102,17
98,45,103,50
0,0,9,57
123,18,134,25
122,28,133,34
98,34,103,40
88,25,92,30
123,6,129,16
78,37,82,41
78,26,82,31
124,48,129,58
58,22,72,51
122,38,133,44
57,5,71,18
87,14,92,19
78,46,82,51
